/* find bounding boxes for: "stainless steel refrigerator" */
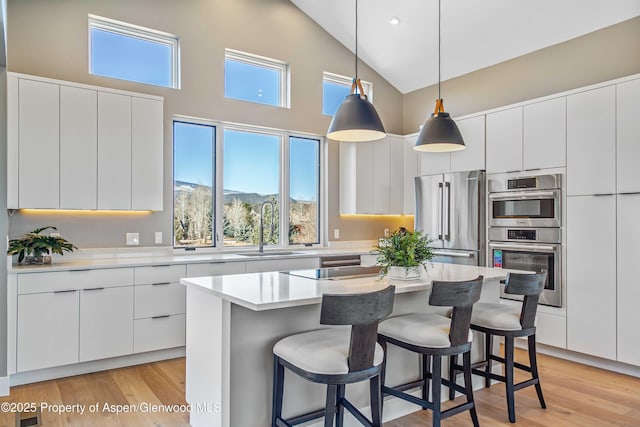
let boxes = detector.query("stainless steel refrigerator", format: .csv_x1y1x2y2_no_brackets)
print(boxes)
415,171,486,266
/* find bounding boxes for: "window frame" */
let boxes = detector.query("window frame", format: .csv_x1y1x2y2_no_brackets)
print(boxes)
322,71,373,116
224,48,290,108
172,116,325,253
88,14,181,89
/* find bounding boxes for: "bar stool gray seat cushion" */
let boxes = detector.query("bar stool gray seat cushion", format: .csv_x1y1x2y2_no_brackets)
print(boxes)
469,302,523,331
273,328,384,375
379,313,472,348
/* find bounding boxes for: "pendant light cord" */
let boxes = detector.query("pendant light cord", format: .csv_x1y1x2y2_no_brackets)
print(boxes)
438,0,441,100
355,0,359,83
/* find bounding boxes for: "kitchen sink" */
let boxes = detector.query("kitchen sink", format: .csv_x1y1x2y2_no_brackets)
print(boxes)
237,251,303,257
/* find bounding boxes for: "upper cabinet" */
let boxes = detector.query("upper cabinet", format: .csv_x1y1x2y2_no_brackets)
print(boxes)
451,115,485,173
566,86,616,196
523,97,566,170
7,73,164,211
339,135,406,215
486,107,523,173
403,136,419,215
616,79,640,194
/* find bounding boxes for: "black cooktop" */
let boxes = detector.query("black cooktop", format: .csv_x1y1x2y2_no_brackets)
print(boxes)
282,265,382,280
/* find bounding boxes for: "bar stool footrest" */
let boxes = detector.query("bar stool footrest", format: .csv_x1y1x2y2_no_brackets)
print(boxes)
514,378,540,392
279,408,326,426
341,398,374,427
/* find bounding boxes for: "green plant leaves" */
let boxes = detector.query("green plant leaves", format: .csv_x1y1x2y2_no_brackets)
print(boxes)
374,229,434,274
7,226,77,263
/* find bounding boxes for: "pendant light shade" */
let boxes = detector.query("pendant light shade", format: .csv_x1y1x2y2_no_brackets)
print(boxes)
327,90,386,142
326,0,386,142
414,0,465,153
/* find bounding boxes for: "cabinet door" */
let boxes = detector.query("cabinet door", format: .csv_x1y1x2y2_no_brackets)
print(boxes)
132,97,163,211
98,92,132,209
566,195,616,360
402,136,419,214
617,194,640,365
372,139,390,214
60,86,98,209
79,286,133,362
17,291,79,371
418,151,450,176
567,86,616,196
8,76,18,208
388,136,404,214
355,142,374,214
616,79,640,194
339,142,357,214
523,97,566,170
486,107,523,173
18,79,60,208
451,115,485,172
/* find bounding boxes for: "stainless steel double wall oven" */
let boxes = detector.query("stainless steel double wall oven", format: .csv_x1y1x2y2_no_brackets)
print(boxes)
488,173,563,307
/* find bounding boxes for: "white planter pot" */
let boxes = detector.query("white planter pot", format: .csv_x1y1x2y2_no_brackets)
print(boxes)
387,266,421,281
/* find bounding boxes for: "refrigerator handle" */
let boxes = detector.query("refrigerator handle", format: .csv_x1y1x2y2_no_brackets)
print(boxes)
444,181,451,241
437,182,443,240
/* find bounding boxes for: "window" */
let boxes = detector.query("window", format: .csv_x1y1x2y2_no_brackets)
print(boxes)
173,121,215,247
89,15,179,88
322,72,372,116
225,49,289,107
173,119,322,250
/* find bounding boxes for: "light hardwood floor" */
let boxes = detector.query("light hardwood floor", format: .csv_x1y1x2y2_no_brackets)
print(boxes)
0,349,638,426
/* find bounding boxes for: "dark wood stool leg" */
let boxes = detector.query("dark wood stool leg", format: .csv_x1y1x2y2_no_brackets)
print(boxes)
336,384,345,427
432,356,442,427
272,356,285,427
528,334,547,409
463,351,480,427
370,374,383,427
448,354,458,400
325,384,337,427
423,354,432,408
485,332,493,388
504,336,516,423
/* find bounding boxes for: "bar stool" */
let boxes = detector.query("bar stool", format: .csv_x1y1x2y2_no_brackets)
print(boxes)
271,286,395,427
377,276,483,427
455,271,547,423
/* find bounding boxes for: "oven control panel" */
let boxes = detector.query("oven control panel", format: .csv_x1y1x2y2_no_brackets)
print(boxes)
488,227,561,244
507,177,537,190
507,229,536,240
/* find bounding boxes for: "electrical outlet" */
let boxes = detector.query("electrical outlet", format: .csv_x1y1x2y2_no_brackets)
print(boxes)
384,228,390,237
50,232,61,238
126,233,140,246
333,229,340,239
155,232,163,245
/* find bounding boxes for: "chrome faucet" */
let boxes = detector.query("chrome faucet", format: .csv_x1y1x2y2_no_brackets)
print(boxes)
258,201,275,253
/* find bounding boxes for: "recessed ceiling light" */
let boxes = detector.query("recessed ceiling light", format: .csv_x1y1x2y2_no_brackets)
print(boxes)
390,17,400,25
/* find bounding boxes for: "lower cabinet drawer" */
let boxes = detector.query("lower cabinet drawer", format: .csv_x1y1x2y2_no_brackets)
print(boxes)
134,314,185,353
134,283,185,319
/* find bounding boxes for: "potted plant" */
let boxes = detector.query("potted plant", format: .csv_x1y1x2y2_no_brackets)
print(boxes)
375,228,434,280
8,226,77,264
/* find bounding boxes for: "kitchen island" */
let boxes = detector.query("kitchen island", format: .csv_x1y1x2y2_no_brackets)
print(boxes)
181,263,511,427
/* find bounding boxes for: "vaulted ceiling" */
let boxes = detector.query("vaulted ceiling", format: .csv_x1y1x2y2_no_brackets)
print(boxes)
291,0,640,94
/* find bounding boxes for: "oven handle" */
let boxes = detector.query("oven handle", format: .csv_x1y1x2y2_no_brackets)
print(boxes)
489,191,556,199
489,242,556,252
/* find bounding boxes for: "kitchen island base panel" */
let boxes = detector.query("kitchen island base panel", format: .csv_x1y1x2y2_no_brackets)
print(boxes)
185,277,503,427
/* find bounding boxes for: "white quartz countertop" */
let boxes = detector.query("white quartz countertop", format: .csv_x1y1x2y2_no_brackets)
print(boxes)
8,246,376,273
180,263,511,311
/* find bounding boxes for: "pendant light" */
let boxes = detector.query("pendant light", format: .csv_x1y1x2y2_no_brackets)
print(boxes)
327,0,386,142
414,0,465,152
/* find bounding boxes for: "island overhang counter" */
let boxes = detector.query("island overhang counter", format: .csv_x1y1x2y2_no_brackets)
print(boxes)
181,263,512,427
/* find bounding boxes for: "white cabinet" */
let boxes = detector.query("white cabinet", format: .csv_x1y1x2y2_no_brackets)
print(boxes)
17,290,79,372
339,136,405,214
419,151,450,176
402,136,419,215
7,72,164,211
616,79,640,194
132,97,164,211
186,262,246,277
486,107,523,173
616,194,640,366
566,195,617,360
244,257,319,273
567,86,616,196
451,115,485,173
60,85,98,209
79,286,134,362
17,78,60,208
523,97,566,170
134,314,186,353
98,92,132,210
